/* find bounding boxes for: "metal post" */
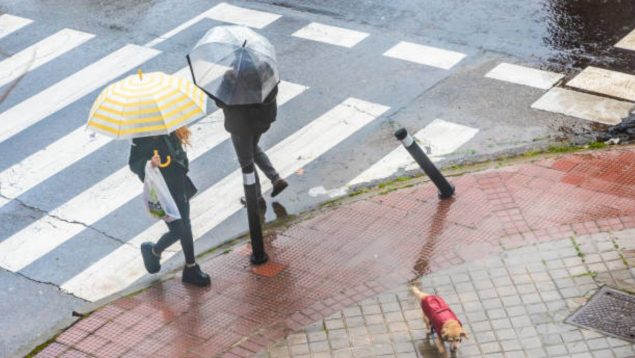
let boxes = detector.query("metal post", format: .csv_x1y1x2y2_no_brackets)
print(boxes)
242,164,268,264
394,128,455,199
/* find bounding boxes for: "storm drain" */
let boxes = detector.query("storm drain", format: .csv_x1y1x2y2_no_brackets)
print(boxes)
565,286,635,343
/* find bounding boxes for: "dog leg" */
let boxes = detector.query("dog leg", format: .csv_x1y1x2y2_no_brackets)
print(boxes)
434,335,447,356
423,315,433,338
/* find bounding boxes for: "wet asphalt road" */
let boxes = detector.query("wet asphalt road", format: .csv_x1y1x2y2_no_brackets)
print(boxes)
0,0,634,357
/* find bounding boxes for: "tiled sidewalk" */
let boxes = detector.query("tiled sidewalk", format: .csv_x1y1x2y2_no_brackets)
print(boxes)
258,232,635,357
35,148,635,357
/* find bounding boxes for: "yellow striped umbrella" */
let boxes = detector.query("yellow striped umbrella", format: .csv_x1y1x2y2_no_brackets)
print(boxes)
87,70,207,139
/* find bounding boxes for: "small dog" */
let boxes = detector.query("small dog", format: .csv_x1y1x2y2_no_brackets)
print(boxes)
411,286,467,354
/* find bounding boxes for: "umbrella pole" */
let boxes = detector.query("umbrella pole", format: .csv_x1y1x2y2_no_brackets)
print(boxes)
242,164,268,264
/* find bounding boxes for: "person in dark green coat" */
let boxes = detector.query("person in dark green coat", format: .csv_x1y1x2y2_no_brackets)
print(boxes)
128,127,210,287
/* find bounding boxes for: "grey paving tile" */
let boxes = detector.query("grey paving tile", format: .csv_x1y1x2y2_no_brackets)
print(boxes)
591,349,615,358
485,309,507,321
545,344,569,356
480,341,503,354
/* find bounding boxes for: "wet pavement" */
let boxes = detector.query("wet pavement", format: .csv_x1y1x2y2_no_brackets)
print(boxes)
34,146,635,357
2,1,635,356
259,233,635,357
255,0,635,75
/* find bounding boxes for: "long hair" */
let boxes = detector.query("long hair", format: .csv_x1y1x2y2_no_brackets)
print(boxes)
175,127,191,146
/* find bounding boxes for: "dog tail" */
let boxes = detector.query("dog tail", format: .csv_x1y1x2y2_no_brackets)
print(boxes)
410,286,428,300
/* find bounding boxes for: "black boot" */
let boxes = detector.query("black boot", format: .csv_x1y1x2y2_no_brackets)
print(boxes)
141,242,161,274
271,178,288,197
182,264,211,287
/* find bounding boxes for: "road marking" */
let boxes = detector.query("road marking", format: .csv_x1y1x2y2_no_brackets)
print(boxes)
615,29,635,51
0,14,32,40
567,66,635,102
0,45,160,145
0,64,190,209
207,2,281,29
383,41,466,70
292,22,369,48
62,98,389,302
0,65,226,211
0,81,306,272
0,128,111,206
145,3,280,47
0,28,94,88
349,119,478,185
485,63,563,90
531,87,634,125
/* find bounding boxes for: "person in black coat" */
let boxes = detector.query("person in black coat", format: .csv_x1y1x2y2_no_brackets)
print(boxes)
128,128,210,287
215,73,288,210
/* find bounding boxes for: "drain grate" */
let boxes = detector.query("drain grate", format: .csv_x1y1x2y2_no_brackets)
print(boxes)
565,286,635,343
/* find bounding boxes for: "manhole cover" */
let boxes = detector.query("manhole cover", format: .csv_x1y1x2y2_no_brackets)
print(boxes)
565,286,635,343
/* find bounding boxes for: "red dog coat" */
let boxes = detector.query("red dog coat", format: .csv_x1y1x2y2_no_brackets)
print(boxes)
420,295,462,337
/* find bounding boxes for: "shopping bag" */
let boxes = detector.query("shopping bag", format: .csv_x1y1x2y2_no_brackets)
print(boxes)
143,162,181,222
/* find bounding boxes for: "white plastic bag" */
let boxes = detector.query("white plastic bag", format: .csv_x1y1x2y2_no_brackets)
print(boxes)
143,161,181,222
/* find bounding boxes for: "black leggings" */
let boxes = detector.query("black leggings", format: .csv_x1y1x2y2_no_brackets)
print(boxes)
153,167,195,265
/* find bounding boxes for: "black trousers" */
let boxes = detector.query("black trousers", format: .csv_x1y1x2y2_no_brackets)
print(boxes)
153,166,196,265
230,133,280,197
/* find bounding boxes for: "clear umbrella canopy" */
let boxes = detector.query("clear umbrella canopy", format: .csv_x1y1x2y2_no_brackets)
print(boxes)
187,25,279,106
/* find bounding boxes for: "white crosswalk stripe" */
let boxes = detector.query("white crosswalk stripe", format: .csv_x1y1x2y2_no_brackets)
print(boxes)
206,2,281,29
0,81,306,272
615,29,635,51
383,41,466,70
0,28,94,88
566,66,635,102
0,44,160,144
531,87,633,125
485,63,563,90
349,119,478,186
292,22,369,48
62,98,389,301
0,14,32,40
144,2,281,48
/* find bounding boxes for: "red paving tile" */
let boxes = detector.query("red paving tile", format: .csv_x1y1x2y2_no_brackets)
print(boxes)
50,148,635,357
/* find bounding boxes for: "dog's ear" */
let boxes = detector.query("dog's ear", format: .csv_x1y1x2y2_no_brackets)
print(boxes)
460,331,469,340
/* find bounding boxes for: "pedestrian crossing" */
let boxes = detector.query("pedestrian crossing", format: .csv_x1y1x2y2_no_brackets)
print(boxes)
349,119,479,186
0,14,32,40
616,29,635,52
0,2,479,302
0,45,160,144
292,22,369,48
485,61,635,126
0,28,94,88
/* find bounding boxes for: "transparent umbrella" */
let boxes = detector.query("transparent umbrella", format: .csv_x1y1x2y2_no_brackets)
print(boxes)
187,25,279,106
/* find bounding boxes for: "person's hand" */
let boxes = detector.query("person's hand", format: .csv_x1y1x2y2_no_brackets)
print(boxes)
150,153,161,168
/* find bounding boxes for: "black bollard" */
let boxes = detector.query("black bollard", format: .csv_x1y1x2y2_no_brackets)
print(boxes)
394,128,455,199
242,164,268,264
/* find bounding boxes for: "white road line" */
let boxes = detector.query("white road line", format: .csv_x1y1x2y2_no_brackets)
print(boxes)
0,128,111,204
615,29,635,51
0,65,215,210
531,87,634,125
0,28,94,88
145,3,280,47
0,81,307,272
0,45,160,145
485,63,563,90
62,98,389,302
383,41,466,70
207,2,281,29
567,66,635,102
349,119,478,185
292,22,369,48
0,14,32,40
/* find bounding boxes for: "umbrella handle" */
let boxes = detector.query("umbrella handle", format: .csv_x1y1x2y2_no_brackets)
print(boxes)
153,150,171,168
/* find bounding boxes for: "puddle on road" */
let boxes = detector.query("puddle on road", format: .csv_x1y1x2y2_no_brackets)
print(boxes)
542,0,635,75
